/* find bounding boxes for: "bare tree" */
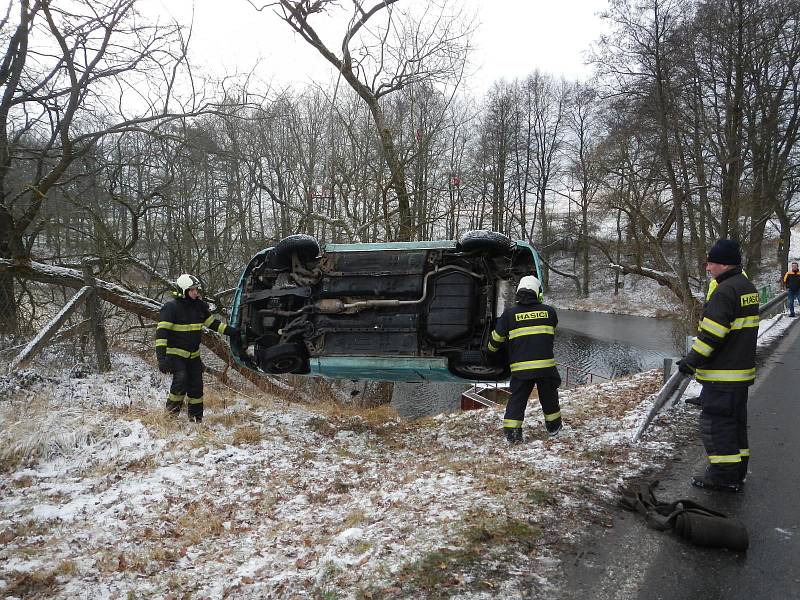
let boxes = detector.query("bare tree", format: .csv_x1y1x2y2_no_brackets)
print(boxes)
0,0,218,334
253,0,473,240
565,81,604,297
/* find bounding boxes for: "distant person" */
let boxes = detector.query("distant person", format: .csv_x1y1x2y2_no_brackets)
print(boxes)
677,239,758,492
486,275,562,444
782,261,800,317
155,274,239,423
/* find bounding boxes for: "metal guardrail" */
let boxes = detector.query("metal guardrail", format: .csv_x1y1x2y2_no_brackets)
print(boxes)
760,289,788,318
559,363,612,388
633,287,790,441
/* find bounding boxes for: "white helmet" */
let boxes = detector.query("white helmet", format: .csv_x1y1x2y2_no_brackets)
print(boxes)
517,275,542,295
176,273,202,295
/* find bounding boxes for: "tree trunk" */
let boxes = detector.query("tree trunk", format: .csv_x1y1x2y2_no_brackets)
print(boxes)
82,261,111,372
0,208,18,334
0,259,278,393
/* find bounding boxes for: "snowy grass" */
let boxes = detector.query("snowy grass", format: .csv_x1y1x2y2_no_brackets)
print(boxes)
3,236,797,598
0,348,704,599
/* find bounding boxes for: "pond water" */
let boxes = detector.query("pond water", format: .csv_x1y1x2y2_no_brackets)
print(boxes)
391,310,682,418
554,309,681,384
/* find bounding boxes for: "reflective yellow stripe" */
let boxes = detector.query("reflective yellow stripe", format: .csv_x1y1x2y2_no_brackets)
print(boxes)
203,315,215,328
158,321,204,332
544,411,561,422
699,317,729,338
491,330,506,343
219,323,228,334
168,393,185,402
488,342,500,352
706,279,718,300
740,448,750,457
695,368,755,382
166,348,202,359
503,419,523,428
510,358,557,371
691,338,714,357
708,454,742,464
508,325,555,339
730,316,759,330
155,339,167,347
186,396,204,404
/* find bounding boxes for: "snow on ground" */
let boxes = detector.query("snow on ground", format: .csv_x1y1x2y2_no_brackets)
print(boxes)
0,349,701,600
2,245,796,598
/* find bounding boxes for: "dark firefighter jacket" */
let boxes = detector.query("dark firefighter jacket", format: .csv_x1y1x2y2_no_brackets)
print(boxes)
155,295,228,361
783,270,800,292
486,297,559,380
685,267,758,386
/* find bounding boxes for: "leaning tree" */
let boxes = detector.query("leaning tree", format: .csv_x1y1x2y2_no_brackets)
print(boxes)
0,0,218,335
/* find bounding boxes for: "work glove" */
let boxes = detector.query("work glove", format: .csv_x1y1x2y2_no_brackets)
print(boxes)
158,358,172,374
677,358,695,376
226,325,240,338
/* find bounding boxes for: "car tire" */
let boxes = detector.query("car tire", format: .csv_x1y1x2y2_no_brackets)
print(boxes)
257,343,308,374
448,351,507,381
273,234,320,268
449,362,507,381
458,230,513,255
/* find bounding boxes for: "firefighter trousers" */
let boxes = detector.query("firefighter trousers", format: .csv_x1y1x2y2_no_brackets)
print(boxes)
504,376,562,433
699,385,749,484
166,356,205,422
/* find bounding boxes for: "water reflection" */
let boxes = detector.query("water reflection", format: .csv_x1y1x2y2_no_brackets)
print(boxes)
554,329,669,386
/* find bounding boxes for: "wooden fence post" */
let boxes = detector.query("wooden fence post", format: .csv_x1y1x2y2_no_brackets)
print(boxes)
9,287,92,371
82,261,111,372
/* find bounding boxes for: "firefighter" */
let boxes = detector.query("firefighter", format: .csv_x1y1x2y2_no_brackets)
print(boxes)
677,239,758,492
486,275,562,444
155,274,240,423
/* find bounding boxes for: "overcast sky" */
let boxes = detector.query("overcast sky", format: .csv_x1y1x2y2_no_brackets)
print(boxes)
138,0,609,94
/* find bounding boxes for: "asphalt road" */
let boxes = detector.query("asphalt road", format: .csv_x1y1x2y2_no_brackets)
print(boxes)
559,318,800,600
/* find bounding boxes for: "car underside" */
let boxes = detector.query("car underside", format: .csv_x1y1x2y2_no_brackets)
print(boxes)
231,232,541,382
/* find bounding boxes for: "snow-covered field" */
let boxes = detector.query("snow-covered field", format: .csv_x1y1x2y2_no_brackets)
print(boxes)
0,282,795,598
0,349,692,599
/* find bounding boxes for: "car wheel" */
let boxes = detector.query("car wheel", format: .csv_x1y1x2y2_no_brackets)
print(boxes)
458,230,513,255
449,351,507,381
449,362,507,381
257,343,308,374
273,234,320,268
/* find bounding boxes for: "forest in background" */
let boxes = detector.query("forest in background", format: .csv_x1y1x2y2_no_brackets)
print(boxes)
1,0,799,354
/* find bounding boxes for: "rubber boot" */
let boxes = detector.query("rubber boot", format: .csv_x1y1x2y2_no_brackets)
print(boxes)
691,471,740,493
505,427,523,445
188,402,203,423
165,400,182,416
546,417,563,437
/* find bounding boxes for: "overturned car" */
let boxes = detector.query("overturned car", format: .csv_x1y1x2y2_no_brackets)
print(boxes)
229,231,544,382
